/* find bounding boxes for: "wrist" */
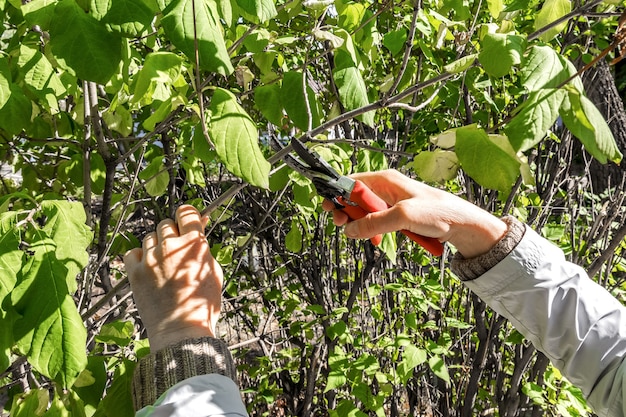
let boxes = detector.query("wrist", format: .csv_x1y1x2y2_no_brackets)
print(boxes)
148,324,216,352
446,209,508,258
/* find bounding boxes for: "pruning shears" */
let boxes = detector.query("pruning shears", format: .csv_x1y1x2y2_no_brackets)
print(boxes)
279,138,444,257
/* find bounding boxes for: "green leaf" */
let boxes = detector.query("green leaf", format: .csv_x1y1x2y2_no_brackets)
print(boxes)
428,355,450,383
0,60,33,135
520,45,583,92
97,359,136,417
478,32,525,78
534,0,571,42
413,150,460,183
11,202,91,388
281,71,322,131
18,45,66,111
95,320,134,346
356,148,388,172
456,125,520,193
397,344,427,385
40,201,93,290
22,0,58,30
49,0,122,84
285,220,303,253
254,83,284,126
161,0,233,75
333,49,374,126
131,52,184,104
383,28,407,56
504,88,566,151
139,156,169,196
91,0,154,37
325,369,347,392
208,88,270,188
11,389,50,417
443,53,477,74
560,89,623,164
0,213,20,372
379,232,397,264
235,0,277,23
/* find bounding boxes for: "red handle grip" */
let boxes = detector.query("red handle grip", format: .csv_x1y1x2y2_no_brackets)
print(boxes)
337,180,444,256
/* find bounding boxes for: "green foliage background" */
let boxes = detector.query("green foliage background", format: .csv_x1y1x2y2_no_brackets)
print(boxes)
0,0,625,415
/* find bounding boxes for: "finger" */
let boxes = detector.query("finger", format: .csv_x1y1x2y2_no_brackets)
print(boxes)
344,205,408,240
143,232,157,249
349,169,415,206
157,218,179,241
123,247,143,267
176,204,203,236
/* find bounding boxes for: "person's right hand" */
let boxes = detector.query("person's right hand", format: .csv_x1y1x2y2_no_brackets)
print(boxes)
322,170,508,258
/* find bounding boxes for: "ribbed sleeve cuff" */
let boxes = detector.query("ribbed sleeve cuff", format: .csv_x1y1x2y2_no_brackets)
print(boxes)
450,216,526,281
132,336,238,411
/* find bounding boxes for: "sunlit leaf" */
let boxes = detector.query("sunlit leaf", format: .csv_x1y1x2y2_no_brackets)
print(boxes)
456,125,520,193
534,0,571,42
560,89,623,164
504,88,566,151
208,88,270,188
161,0,233,75
478,32,525,77
413,150,460,183
235,0,276,23
11,202,91,388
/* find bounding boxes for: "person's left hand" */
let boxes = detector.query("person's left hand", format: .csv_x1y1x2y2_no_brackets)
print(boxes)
124,205,223,352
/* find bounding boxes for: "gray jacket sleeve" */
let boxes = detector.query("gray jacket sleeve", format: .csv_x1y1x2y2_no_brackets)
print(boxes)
460,221,626,417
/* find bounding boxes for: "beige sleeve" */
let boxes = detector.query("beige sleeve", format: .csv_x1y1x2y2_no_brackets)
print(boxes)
132,336,238,411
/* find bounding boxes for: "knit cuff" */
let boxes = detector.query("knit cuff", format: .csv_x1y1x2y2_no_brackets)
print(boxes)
132,336,238,411
450,215,526,281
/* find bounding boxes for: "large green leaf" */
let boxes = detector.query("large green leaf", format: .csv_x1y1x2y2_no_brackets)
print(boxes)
11,202,91,388
478,32,525,78
560,89,623,164
18,44,67,111
504,88,566,151
333,49,374,126
91,0,155,37
235,0,277,23
49,0,122,84
534,0,571,42
456,125,520,193
281,71,322,131
521,45,583,92
208,88,270,189
161,0,233,75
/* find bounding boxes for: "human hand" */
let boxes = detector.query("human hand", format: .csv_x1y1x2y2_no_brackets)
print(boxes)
323,170,508,258
123,205,223,352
